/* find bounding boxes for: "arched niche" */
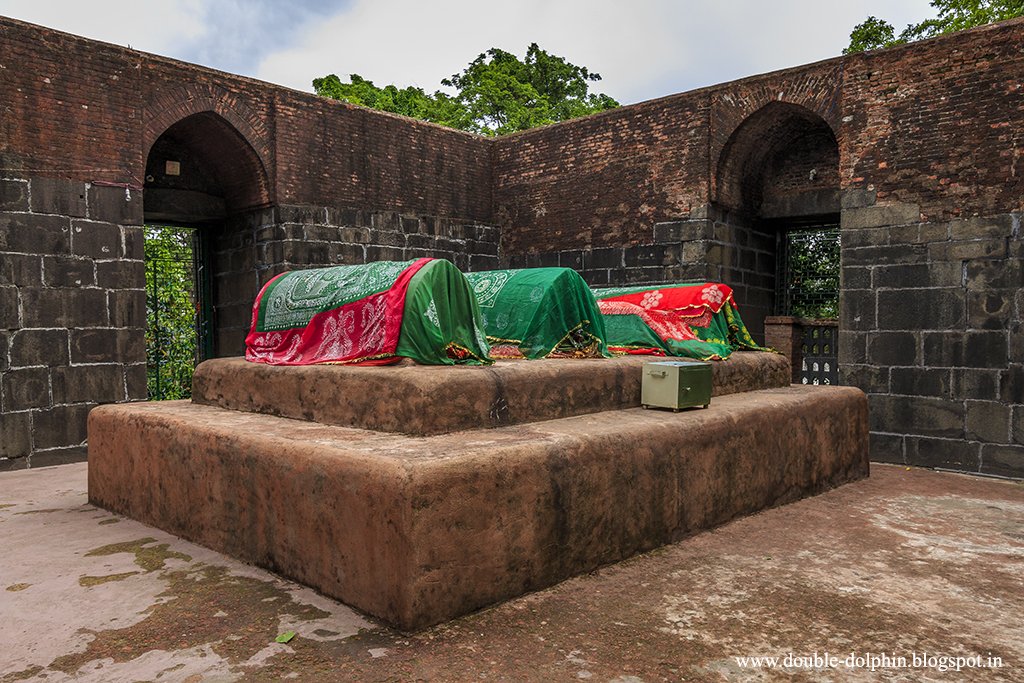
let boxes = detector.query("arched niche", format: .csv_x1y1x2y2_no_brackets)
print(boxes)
715,101,839,220
712,102,842,336
143,111,271,223
142,112,272,367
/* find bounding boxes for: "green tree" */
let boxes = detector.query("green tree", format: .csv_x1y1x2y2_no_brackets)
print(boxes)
313,44,619,136
145,225,199,400
783,228,840,319
311,74,465,128
441,43,619,135
845,16,900,53
845,0,1024,53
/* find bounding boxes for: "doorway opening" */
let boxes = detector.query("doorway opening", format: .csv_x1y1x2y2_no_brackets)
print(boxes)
143,110,271,395
713,102,841,342
714,102,841,383
144,225,213,399
773,218,840,386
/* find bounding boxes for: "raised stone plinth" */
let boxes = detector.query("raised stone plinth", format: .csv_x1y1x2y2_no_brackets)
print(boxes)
88,384,868,631
192,351,790,435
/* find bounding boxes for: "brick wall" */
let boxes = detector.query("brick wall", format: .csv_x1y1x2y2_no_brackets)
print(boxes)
840,32,1024,220
760,128,840,218
493,93,710,255
490,62,846,346
0,17,493,222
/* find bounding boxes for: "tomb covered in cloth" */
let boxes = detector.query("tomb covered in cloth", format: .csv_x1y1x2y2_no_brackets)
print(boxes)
246,258,492,366
464,268,610,359
593,282,769,360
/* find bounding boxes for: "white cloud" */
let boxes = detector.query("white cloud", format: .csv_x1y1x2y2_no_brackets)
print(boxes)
0,0,345,75
255,0,679,100
256,0,936,103
0,0,206,55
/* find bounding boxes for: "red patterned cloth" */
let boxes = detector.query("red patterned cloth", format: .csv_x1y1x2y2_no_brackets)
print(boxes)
594,283,744,360
245,259,429,366
597,300,701,342
596,282,733,325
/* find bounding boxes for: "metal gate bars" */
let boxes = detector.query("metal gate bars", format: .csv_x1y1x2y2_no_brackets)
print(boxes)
144,225,210,400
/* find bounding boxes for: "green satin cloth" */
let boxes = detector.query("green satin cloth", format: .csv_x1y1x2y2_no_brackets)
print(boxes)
396,259,493,365
464,268,610,359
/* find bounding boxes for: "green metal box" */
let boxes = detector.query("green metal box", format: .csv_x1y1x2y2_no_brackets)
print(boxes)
641,361,713,411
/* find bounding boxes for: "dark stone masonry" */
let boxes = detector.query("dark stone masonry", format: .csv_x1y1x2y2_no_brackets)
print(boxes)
1,15,1021,476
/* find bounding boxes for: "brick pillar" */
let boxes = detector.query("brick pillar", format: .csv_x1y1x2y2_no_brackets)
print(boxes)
764,316,802,384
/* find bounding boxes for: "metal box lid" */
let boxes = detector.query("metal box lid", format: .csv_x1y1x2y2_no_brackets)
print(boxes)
644,361,712,368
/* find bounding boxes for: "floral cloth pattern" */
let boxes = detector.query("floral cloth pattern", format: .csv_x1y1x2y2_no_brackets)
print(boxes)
701,285,724,305
593,281,768,361
593,282,734,320
641,290,664,310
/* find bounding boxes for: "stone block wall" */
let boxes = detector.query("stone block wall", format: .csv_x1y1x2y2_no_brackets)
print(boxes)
0,187,500,467
0,176,146,470
840,202,1023,477
501,207,777,342
208,205,500,357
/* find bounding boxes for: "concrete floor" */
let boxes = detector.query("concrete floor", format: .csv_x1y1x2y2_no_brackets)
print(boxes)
1,464,1022,682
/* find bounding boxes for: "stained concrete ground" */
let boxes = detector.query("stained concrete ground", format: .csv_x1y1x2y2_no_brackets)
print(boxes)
1,464,1022,683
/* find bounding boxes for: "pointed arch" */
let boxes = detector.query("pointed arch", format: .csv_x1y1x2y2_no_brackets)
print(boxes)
143,84,272,216
714,102,839,218
144,111,271,220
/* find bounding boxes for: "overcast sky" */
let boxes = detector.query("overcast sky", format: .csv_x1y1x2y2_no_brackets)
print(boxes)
1,0,935,105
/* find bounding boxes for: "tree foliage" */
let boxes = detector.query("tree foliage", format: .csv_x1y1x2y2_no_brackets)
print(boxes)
845,16,900,53
313,44,619,136
145,225,199,400
845,0,1024,53
783,228,840,319
311,74,466,128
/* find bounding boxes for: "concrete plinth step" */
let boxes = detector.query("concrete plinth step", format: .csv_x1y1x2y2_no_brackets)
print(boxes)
191,351,790,435
89,385,868,631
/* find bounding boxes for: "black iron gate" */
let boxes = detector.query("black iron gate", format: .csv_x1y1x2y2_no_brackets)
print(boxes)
775,225,840,319
776,223,840,385
145,225,212,400
800,323,839,385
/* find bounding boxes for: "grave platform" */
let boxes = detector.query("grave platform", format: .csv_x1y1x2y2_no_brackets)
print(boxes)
89,353,868,630
191,351,791,435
